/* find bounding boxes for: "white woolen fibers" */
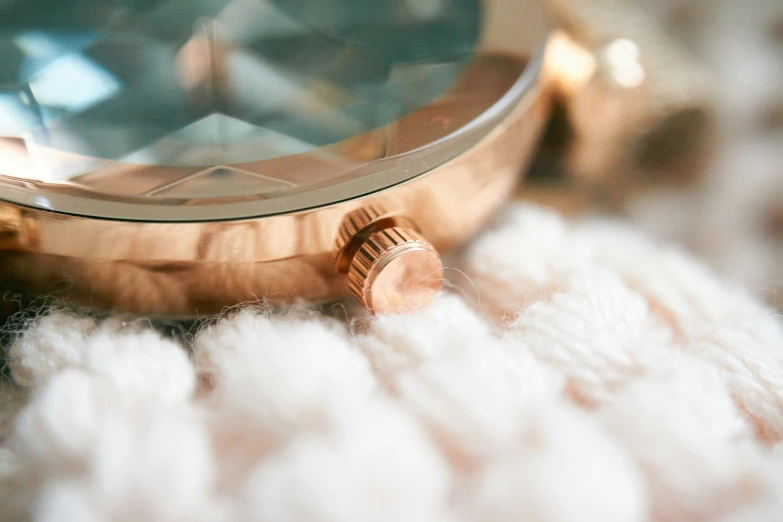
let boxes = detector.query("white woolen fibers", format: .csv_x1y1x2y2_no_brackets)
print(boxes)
239,399,449,522
82,328,196,405
33,408,223,522
506,267,659,405
8,312,96,388
84,408,222,522
599,358,763,522
362,295,563,460
34,479,101,522
461,405,647,522
460,205,595,314
631,0,783,313
689,326,783,442
192,309,376,441
12,370,120,471
2,202,783,522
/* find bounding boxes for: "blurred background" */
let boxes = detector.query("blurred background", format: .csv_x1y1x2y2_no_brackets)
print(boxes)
527,0,783,309
632,0,783,310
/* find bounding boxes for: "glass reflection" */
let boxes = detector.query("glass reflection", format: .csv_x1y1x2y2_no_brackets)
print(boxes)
0,0,481,179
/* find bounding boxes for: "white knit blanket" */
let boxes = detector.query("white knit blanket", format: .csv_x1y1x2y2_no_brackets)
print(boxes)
1,203,783,522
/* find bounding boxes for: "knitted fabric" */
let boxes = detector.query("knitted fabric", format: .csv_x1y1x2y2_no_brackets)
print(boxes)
1,202,783,522
631,0,783,308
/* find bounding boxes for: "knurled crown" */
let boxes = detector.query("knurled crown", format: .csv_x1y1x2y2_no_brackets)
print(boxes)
347,226,443,314
334,205,417,274
334,205,387,254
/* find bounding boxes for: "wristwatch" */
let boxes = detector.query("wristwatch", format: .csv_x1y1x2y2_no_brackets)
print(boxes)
0,0,711,317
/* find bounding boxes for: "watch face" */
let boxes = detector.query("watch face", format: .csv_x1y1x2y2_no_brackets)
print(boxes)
0,0,546,220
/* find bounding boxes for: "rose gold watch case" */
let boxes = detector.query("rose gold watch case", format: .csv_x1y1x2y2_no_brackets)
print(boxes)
0,0,550,317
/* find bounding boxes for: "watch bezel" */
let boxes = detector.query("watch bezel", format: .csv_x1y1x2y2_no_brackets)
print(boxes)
0,0,548,222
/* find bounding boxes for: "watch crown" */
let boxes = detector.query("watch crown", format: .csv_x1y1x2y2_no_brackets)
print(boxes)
334,205,388,255
347,227,443,315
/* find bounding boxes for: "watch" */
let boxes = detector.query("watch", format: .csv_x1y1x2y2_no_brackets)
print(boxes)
0,0,710,317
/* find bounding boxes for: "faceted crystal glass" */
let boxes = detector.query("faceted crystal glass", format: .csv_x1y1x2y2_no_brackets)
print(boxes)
0,0,545,218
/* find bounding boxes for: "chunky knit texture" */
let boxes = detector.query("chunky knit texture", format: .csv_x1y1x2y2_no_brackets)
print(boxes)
631,0,783,309
1,202,783,522
2,2,781,519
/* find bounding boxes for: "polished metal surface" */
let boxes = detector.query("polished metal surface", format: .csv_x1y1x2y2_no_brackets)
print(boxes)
541,0,714,192
346,227,443,315
0,0,547,221
0,0,708,316
0,81,550,316
0,0,552,316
